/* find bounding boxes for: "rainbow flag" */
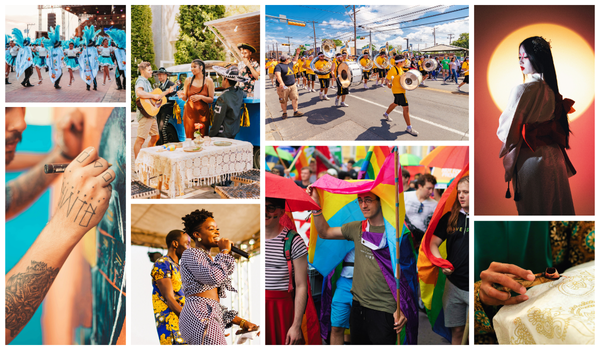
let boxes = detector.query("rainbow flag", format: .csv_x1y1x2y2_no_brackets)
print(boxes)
358,146,391,179
417,163,469,342
309,152,418,344
290,146,309,178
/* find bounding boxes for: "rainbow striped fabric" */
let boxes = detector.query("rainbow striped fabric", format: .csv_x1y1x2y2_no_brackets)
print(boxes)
358,146,391,179
308,152,419,344
290,146,310,179
417,164,469,342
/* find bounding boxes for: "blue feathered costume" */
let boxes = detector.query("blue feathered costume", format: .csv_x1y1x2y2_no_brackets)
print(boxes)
79,25,100,90
45,26,64,88
12,28,34,87
106,28,126,90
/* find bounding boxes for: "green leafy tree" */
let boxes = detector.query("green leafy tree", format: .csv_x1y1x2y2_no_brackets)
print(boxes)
175,5,227,65
452,33,469,49
131,5,157,111
332,39,343,48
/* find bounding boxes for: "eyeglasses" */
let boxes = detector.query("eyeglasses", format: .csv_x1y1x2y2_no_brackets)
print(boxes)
418,202,424,214
266,205,280,213
357,197,374,205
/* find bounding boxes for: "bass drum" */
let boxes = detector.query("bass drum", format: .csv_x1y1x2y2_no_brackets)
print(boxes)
336,61,363,88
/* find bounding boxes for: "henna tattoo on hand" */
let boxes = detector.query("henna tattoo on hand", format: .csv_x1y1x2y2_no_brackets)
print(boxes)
5,261,59,338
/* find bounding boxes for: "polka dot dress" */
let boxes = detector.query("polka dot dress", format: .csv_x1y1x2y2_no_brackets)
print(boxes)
179,248,238,344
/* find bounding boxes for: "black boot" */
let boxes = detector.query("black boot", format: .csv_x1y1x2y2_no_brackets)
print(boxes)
86,83,90,91
93,78,97,91
54,75,62,89
6,77,11,84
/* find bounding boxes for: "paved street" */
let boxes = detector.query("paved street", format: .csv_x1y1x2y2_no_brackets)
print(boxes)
5,69,126,103
266,74,469,141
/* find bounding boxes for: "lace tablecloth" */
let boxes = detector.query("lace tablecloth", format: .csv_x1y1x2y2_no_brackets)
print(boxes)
135,138,253,198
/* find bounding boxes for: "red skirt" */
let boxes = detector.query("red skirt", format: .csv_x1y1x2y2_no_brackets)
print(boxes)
266,290,304,345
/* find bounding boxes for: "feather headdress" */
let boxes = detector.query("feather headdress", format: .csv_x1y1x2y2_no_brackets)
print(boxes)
82,25,101,46
11,28,24,48
73,37,81,47
105,28,125,49
96,36,110,47
45,26,61,48
5,34,12,46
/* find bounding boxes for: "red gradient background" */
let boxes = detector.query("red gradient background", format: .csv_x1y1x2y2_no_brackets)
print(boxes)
474,6,595,215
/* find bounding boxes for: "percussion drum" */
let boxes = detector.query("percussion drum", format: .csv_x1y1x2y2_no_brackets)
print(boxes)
337,61,363,88
400,70,423,91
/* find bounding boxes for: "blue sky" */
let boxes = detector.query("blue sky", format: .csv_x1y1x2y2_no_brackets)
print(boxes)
266,5,469,52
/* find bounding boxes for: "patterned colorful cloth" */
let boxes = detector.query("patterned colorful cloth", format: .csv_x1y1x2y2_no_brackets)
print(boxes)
238,60,259,95
151,255,186,345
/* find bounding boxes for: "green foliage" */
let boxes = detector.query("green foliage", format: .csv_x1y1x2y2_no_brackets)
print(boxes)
131,5,157,111
452,33,469,49
332,39,343,48
174,5,227,65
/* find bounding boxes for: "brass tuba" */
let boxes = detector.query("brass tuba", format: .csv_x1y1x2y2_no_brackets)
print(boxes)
357,49,373,70
310,39,335,75
422,58,438,72
374,49,390,70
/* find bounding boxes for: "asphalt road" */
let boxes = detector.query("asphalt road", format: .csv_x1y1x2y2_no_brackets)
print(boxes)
266,74,469,141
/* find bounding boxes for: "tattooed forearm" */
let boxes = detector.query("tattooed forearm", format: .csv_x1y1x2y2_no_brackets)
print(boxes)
6,149,63,220
5,261,59,339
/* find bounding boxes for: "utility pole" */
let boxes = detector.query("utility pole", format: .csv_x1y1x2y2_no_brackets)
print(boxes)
448,34,454,45
353,6,357,56
369,31,372,56
432,27,436,46
285,36,292,54
312,21,317,55
405,38,409,55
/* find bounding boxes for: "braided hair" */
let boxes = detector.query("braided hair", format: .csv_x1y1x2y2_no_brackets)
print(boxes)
519,36,570,148
182,209,214,237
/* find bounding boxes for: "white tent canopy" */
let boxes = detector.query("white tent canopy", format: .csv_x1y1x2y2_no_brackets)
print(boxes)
131,204,260,249
420,44,469,53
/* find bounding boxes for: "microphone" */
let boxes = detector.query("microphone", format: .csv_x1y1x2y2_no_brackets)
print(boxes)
231,245,249,259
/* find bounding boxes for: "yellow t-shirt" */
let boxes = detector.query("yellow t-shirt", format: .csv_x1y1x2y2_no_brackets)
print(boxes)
304,59,315,75
390,58,395,67
462,61,469,76
298,59,305,73
267,61,276,74
386,66,407,95
314,59,331,79
418,60,423,70
376,56,386,68
360,57,371,72
293,62,299,74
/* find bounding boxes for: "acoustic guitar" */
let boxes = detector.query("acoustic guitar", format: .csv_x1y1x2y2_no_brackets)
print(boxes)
136,87,174,118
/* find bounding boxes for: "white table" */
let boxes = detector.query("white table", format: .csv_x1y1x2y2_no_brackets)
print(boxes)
135,138,253,198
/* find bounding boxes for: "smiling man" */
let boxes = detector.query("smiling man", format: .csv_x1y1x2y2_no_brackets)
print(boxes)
404,174,437,249
307,188,407,345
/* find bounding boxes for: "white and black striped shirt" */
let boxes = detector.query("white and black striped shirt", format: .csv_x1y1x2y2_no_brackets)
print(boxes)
265,228,307,291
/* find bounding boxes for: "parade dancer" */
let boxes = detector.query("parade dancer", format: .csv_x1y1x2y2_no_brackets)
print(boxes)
6,39,18,84
314,53,331,100
33,39,48,84
12,28,34,87
106,28,126,90
79,26,100,91
63,40,80,87
97,37,114,86
45,26,64,89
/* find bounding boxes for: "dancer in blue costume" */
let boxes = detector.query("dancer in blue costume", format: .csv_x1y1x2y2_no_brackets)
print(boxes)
79,26,100,91
63,40,81,87
97,37,114,86
45,26,64,89
106,28,126,90
12,28,34,88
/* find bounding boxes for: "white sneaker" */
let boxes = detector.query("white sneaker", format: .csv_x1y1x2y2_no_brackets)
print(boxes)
406,127,419,136
341,102,349,107
457,86,461,91
324,95,330,100
335,98,340,106
319,95,324,100
364,84,367,89
383,113,392,122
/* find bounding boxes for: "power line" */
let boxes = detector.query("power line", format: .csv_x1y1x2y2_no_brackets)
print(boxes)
298,5,346,15
365,6,468,29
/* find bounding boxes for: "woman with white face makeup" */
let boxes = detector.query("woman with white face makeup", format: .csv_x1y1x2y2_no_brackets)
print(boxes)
496,36,575,215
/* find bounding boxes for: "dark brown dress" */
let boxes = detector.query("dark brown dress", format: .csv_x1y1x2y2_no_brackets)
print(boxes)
183,78,210,138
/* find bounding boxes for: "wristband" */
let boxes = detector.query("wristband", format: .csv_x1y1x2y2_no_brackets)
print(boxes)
311,210,323,216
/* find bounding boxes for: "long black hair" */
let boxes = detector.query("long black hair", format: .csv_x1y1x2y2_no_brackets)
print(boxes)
190,59,207,94
520,36,570,148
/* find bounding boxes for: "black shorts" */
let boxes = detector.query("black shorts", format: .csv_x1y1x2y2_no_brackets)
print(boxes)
319,78,330,89
393,93,408,106
301,71,307,78
307,74,316,82
336,80,349,96
378,69,387,78
463,75,469,84
362,71,370,80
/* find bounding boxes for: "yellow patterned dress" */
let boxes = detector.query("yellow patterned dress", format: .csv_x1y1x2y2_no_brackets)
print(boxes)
151,256,187,345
